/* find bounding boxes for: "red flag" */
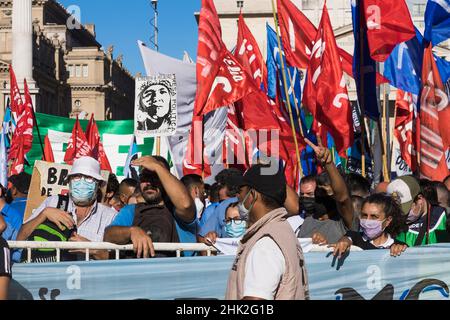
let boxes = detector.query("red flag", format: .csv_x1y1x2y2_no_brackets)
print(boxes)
277,0,389,84
194,0,255,116
10,137,25,176
9,65,24,116
9,79,34,162
302,5,353,157
394,89,418,172
64,117,92,165
236,14,268,91
363,0,415,62
182,115,212,177
86,115,112,172
185,0,256,175
43,135,55,163
223,105,249,170
419,44,450,181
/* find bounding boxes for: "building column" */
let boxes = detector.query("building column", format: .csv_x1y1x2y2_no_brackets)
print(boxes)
12,0,34,85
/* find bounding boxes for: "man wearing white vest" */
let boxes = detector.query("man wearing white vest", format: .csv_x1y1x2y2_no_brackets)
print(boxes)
225,164,309,300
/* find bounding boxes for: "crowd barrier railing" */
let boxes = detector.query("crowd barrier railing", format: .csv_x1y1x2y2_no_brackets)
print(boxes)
8,241,362,263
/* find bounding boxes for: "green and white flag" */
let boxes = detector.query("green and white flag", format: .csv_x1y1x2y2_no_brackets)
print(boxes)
27,113,172,180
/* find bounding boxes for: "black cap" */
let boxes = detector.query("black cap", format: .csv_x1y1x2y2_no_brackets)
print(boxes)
9,172,32,195
239,164,287,206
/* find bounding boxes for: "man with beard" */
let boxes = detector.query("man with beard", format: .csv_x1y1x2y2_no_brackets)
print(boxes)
17,157,118,261
104,156,196,258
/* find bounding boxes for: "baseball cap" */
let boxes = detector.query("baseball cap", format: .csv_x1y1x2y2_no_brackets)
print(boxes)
387,176,421,215
9,172,32,195
238,164,287,206
68,157,105,181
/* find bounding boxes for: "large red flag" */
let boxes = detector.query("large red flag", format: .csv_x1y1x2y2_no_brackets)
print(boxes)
9,66,24,116
236,14,268,91
277,0,388,84
194,0,256,116
302,5,353,157
64,117,92,165
394,89,418,172
86,115,112,172
184,0,256,176
419,44,450,181
9,79,34,164
43,135,55,163
363,0,415,62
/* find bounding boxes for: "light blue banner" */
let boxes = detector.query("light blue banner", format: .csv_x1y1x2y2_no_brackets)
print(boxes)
9,245,450,300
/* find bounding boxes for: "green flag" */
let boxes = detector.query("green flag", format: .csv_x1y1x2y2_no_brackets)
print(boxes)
27,113,171,179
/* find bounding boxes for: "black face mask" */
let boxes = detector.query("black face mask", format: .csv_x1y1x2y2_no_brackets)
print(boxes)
299,197,316,217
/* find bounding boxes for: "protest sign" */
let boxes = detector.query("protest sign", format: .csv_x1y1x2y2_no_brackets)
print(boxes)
135,74,177,137
24,161,109,221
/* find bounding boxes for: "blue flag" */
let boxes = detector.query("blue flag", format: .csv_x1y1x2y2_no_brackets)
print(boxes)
124,135,139,180
384,26,450,98
424,0,450,46
266,24,306,134
384,27,424,96
351,0,380,120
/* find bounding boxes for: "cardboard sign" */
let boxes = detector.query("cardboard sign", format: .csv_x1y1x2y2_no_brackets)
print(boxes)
134,74,177,137
24,161,109,222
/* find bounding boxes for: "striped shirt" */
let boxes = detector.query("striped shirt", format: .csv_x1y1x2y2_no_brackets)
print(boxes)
26,196,118,242
0,237,11,278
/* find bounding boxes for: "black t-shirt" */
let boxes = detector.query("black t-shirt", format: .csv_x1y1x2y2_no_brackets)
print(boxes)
0,236,11,278
345,231,406,250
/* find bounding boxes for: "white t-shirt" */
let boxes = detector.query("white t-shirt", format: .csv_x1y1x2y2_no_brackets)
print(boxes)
243,237,286,300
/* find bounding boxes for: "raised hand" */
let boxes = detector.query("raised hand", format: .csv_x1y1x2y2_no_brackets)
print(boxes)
131,156,164,173
305,135,332,166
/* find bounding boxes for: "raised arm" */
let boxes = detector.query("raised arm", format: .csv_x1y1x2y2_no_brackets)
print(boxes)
305,137,354,229
132,156,195,223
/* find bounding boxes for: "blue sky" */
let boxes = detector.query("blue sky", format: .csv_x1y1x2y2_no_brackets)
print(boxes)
60,0,200,76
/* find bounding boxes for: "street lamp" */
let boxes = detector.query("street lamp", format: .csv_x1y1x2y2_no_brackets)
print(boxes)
150,0,158,52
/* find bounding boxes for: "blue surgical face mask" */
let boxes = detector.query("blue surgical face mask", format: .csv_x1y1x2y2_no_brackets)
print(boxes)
70,179,97,205
225,221,247,238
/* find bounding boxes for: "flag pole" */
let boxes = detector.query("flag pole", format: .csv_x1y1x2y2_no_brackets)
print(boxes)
270,0,302,177
381,83,390,182
358,0,366,178
30,107,45,161
285,68,304,178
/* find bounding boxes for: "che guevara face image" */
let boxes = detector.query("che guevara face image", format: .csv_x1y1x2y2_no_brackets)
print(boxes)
138,80,173,131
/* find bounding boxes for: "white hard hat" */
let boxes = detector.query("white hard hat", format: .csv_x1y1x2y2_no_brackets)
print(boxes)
68,157,105,181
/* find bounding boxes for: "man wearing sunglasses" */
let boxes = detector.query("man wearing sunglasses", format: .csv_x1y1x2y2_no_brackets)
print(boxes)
104,156,196,258
17,157,118,260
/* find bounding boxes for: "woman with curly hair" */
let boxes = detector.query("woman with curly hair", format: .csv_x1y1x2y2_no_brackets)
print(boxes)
330,193,409,258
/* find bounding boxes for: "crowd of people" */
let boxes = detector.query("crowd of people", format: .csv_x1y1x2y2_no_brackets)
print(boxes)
0,137,449,300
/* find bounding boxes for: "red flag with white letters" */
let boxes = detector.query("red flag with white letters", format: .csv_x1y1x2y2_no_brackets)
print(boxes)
64,117,92,165
194,0,255,117
394,89,418,172
9,79,34,164
363,0,415,62
302,5,353,157
86,114,112,172
9,66,24,116
236,14,267,92
419,44,450,181
277,0,388,84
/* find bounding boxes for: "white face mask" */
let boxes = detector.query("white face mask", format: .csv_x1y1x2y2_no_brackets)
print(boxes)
194,198,205,219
